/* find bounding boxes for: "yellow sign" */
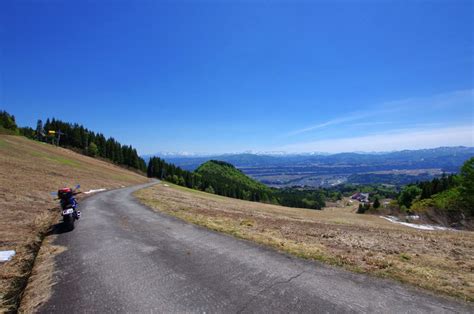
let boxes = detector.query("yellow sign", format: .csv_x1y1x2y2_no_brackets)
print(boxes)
48,130,56,135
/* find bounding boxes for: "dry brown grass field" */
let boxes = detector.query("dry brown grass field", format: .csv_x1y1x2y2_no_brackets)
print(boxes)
136,182,474,302
0,135,149,312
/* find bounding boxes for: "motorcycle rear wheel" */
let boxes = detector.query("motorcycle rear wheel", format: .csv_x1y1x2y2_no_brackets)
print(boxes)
63,214,75,231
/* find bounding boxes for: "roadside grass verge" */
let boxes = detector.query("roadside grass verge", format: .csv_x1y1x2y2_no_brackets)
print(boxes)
18,235,66,313
0,211,55,313
135,183,474,302
0,135,148,312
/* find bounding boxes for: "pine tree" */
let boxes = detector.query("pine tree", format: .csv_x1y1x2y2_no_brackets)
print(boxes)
205,185,215,194
36,119,44,141
147,158,154,177
0,111,18,131
373,197,381,209
357,203,364,214
459,157,474,215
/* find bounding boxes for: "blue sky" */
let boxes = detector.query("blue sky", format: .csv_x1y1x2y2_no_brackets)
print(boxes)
1,0,473,154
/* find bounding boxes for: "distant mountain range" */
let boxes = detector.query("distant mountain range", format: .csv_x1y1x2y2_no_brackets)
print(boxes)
142,146,474,188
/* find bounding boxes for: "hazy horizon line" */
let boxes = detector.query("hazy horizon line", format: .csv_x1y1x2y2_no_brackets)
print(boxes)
141,145,474,158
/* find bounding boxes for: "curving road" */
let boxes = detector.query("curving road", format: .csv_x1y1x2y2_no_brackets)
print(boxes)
40,182,472,313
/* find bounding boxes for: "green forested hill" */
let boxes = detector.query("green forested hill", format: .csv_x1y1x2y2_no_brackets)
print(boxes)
196,160,277,203
147,157,325,209
398,157,474,228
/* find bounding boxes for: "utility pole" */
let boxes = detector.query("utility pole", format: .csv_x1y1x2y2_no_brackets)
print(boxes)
48,130,56,145
56,130,65,146
36,119,44,141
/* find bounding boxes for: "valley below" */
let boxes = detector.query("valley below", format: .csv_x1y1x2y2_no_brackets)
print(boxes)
157,147,474,188
241,166,445,187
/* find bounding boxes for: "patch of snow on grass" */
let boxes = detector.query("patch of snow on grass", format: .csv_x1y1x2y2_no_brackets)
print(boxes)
380,216,452,231
0,250,15,262
84,188,107,194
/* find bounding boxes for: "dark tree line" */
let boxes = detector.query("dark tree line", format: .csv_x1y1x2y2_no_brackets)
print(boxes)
1,110,146,172
40,118,146,171
417,173,457,200
147,157,200,188
396,174,457,209
274,188,326,210
396,159,474,217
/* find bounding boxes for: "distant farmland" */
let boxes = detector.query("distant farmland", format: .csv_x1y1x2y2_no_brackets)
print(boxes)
150,147,474,187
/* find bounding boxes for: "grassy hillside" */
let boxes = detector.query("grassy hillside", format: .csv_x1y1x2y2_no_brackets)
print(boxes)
0,135,148,311
195,160,276,203
136,182,474,301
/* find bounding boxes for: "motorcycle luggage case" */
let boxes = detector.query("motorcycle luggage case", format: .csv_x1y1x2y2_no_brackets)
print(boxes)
58,188,73,199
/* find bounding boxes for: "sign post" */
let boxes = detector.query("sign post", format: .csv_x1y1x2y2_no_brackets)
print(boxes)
48,130,64,146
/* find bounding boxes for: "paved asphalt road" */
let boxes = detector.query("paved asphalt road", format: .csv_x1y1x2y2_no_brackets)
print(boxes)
40,182,472,313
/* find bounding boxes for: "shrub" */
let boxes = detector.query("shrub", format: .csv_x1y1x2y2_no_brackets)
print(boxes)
357,203,370,214
88,142,98,157
373,197,381,209
205,185,215,194
432,188,461,212
411,198,435,213
398,185,422,208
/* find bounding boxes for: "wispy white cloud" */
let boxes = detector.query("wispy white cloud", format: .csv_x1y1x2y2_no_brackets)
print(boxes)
285,89,473,137
286,112,371,136
280,125,474,153
348,121,395,127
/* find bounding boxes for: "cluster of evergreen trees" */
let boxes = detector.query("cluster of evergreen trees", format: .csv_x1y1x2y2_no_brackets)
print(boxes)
38,118,147,171
397,158,474,217
417,173,457,199
0,110,146,172
40,118,146,171
0,110,39,138
398,173,457,209
147,156,199,188
0,111,18,132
